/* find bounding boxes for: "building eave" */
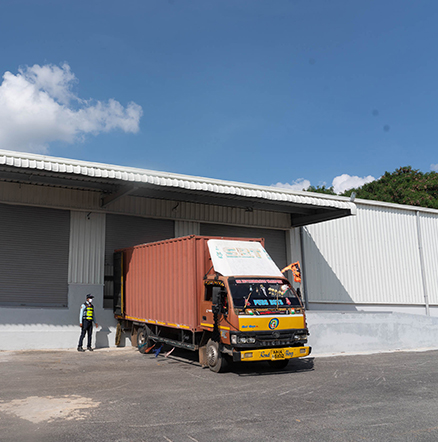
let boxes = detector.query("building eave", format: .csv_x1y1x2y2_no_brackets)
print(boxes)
0,149,356,227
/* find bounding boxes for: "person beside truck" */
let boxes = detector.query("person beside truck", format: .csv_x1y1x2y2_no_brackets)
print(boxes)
78,294,98,352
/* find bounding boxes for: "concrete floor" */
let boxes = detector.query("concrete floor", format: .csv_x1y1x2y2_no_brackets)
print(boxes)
1,347,437,442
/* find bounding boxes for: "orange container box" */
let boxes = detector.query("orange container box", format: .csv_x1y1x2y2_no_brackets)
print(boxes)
117,235,263,332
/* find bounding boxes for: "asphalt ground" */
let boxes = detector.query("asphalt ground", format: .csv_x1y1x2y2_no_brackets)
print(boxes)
0,347,437,442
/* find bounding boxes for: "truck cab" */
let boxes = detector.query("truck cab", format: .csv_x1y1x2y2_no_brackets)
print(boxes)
199,239,311,372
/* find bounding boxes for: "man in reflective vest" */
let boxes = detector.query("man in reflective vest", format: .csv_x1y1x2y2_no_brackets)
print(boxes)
78,294,98,352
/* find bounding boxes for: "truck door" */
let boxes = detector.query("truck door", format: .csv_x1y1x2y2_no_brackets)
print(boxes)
200,282,228,330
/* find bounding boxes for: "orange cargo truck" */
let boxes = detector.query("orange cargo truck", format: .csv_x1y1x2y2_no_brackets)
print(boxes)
114,235,311,372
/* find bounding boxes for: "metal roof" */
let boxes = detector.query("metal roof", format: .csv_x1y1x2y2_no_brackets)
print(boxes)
0,149,356,227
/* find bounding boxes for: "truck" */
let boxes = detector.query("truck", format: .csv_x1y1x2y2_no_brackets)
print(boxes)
114,235,311,372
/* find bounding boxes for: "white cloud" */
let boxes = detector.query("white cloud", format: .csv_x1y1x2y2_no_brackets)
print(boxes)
272,174,375,195
431,164,438,172
332,174,375,194
272,178,311,192
0,63,142,153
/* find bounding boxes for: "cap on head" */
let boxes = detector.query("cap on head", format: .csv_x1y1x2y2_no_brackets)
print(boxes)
86,294,94,300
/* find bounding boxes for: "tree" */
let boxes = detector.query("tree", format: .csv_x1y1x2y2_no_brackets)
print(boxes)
306,185,336,195
341,166,438,209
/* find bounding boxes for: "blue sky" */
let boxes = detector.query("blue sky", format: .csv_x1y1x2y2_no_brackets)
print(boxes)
1,0,438,193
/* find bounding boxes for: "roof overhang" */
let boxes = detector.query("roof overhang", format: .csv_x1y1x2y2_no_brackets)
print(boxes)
0,149,356,227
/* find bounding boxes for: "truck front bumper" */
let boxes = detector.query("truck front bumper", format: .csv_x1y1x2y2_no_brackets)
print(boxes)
232,345,311,362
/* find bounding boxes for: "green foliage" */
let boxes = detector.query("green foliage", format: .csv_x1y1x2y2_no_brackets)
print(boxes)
341,166,438,209
306,185,336,195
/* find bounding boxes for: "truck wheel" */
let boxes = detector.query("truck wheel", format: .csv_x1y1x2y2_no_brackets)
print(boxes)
115,322,122,347
137,327,150,354
268,359,289,369
206,339,227,373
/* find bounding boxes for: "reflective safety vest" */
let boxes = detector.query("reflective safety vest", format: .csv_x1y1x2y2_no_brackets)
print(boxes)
83,303,94,321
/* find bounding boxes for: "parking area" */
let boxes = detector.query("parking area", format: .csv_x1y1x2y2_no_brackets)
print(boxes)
0,347,437,442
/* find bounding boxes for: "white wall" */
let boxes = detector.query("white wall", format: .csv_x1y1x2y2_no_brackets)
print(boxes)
307,311,438,356
302,202,438,312
0,284,117,351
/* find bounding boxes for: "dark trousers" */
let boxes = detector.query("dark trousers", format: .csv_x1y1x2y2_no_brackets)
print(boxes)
78,319,93,348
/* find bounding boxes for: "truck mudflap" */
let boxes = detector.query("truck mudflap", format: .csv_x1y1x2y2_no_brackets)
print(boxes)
233,346,311,362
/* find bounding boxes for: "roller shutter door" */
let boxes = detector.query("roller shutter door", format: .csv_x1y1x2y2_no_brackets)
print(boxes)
105,214,174,264
200,224,287,270
0,203,69,307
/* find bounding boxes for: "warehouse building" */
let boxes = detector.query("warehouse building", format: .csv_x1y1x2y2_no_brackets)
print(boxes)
1,148,438,354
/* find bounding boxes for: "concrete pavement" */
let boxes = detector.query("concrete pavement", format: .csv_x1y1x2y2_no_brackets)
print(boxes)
0,347,437,442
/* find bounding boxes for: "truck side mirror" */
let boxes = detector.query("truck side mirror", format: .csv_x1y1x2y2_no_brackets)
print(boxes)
212,290,220,307
296,288,301,298
212,289,227,316
219,290,228,317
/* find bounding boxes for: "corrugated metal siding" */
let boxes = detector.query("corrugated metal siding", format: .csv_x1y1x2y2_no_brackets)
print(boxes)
200,224,288,270
0,181,291,229
110,196,292,229
68,211,105,285
175,221,200,237
304,204,425,305
418,213,438,305
0,203,69,307
0,181,100,210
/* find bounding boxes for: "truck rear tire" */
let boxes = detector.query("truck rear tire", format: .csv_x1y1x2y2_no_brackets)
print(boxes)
268,359,289,369
137,327,151,354
115,322,122,347
206,339,227,373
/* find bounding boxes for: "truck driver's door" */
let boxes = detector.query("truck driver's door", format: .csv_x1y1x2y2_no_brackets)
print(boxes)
200,282,226,329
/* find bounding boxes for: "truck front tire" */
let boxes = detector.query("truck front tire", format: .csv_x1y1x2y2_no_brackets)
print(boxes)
206,339,227,373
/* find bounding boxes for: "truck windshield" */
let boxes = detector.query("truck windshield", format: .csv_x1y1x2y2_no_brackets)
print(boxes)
228,278,301,309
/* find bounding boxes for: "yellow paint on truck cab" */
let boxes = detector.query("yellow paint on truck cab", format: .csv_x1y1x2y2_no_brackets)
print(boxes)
238,314,306,332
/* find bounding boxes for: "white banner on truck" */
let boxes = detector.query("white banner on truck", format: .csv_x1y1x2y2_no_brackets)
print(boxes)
207,239,283,277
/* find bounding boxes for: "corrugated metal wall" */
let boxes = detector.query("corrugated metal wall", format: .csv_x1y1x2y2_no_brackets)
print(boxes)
68,211,105,285
303,203,428,306
418,213,438,305
0,181,291,229
174,221,200,237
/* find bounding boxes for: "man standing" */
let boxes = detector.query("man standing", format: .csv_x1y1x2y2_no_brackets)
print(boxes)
78,294,98,352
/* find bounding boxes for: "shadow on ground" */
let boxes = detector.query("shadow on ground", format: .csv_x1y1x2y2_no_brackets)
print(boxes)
137,344,315,376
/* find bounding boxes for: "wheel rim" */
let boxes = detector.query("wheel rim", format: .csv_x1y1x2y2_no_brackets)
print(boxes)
138,329,145,347
207,343,219,367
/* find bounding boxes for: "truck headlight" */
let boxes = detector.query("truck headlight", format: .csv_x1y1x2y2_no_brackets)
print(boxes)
231,335,256,344
294,334,307,342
